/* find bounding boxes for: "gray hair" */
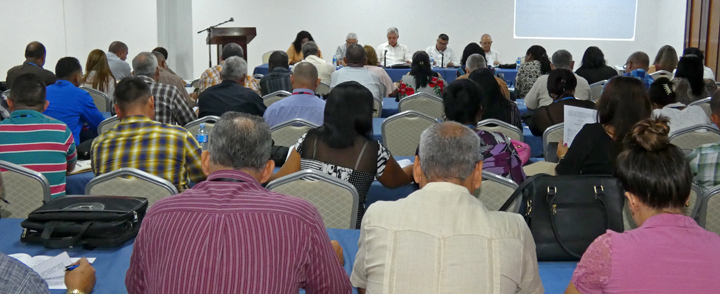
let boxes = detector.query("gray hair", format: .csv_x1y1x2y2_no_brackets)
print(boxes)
419,122,482,181
346,33,357,40
551,50,573,69
208,112,272,172
387,27,399,36
220,56,247,81
221,43,244,60
301,41,320,57
466,54,487,72
132,52,158,77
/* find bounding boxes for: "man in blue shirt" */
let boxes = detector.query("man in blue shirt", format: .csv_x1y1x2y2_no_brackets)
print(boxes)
44,57,105,145
624,51,654,89
263,62,326,127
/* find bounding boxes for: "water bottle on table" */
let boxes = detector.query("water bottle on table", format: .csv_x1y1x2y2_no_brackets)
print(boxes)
196,123,208,150
430,56,435,68
332,55,337,66
516,57,522,69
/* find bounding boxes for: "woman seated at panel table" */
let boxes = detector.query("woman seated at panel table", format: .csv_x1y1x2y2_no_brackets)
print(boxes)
574,46,618,85
456,42,486,77
270,81,413,228
650,77,709,135
397,51,445,100
468,69,523,130
555,76,652,175
286,31,323,65
528,69,595,136
672,54,718,104
442,79,526,184
516,45,552,99
565,117,720,294
363,45,396,97
82,49,116,98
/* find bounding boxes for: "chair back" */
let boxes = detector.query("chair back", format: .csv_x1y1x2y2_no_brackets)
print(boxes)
477,119,523,142
262,90,292,107
252,74,264,80
473,172,520,212
589,80,607,102
80,86,111,112
262,51,274,64
271,119,320,147
689,97,712,121
373,97,382,118
97,116,120,134
382,111,438,156
668,125,720,153
398,93,444,119
184,116,220,136
697,186,720,234
0,161,51,218
266,169,359,229
542,123,564,162
2,89,9,99
85,168,177,207
316,82,331,96
650,70,673,80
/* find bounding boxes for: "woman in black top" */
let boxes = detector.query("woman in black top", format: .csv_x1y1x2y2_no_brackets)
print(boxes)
468,69,523,130
555,76,652,175
529,69,595,136
574,46,618,85
456,43,486,77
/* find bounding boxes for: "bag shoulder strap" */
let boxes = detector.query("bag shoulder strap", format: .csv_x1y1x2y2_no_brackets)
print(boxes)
499,173,549,211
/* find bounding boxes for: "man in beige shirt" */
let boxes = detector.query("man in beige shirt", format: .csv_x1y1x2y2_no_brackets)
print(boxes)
525,50,592,109
351,122,543,294
293,41,335,84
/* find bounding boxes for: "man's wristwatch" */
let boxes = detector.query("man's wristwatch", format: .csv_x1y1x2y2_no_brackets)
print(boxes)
67,290,86,294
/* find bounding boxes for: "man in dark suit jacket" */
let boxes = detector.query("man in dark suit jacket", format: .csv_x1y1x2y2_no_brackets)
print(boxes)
6,42,57,89
198,56,266,118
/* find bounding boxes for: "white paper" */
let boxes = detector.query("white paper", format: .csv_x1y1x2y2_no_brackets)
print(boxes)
8,254,52,268
563,106,598,147
9,253,96,290
396,159,413,168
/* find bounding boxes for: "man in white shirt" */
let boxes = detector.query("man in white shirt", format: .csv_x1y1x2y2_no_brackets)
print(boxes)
525,50,593,109
425,33,457,67
331,44,384,100
294,41,335,84
350,121,543,294
481,34,501,67
377,27,411,67
334,33,357,66
107,41,132,80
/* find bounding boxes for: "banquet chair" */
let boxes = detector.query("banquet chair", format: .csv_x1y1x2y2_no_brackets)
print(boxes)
85,168,177,207
477,119,523,142
398,93,444,119
80,86,111,112
262,90,292,107
271,119,320,147
185,115,220,135
473,171,520,212
373,97,382,118
668,125,720,154
589,80,607,102
650,70,673,80
688,97,712,121
266,169,359,229
2,89,9,99
262,51,274,64
316,82,331,96
382,111,438,156
190,79,200,89
542,123,564,162
253,74,264,80
698,186,720,234
97,116,120,134
0,160,51,218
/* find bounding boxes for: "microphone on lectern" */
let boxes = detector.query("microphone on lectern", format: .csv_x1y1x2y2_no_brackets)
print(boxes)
229,17,234,22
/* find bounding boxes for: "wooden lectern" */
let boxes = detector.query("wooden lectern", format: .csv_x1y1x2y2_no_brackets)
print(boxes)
206,27,256,65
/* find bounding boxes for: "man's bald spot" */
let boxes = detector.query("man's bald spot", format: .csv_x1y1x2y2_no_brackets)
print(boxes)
293,62,318,86
481,34,492,41
109,41,128,54
24,41,46,60
628,51,650,70
436,121,469,138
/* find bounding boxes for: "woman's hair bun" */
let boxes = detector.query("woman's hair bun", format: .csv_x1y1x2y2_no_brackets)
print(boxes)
624,117,671,152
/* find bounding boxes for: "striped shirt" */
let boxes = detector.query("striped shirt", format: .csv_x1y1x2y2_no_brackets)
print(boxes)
198,63,261,95
0,110,77,198
90,115,205,192
125,170,352,294
137,75,197,127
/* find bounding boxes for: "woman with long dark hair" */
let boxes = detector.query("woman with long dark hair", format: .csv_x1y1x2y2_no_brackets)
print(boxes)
271,81,413,227
398,51,445,99
672,55,717,104
456,43,486,77
574,46,618,84
529,69,595,136
82,49,116,97
515,45,551,99
286,31,322,65
468,69,522,130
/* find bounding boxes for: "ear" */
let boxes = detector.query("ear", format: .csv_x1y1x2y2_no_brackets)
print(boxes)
412,155,424,187
343,57,347,64
290,75,295,84
315,78,321,87
472,161,483,191
625,191,639,210
259,160,276,184
114,104,122,116
43,100,49,112
711,113,720,128
201,150,211,176
550,63,555,70
6,99,14,112
570,61,575,70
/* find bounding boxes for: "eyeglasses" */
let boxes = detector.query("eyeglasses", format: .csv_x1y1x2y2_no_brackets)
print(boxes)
480,41,493,45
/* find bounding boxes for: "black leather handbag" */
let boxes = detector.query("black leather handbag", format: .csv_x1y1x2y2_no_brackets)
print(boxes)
21,196,148,249
500,174,625,261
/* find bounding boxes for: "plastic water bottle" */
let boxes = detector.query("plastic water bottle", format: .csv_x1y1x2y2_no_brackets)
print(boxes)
332,55,337,66
196,123,208,150
516,57,522,69
430,56,435,68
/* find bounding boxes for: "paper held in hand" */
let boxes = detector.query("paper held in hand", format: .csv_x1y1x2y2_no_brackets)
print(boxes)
563,105,598,147
9,252,96,290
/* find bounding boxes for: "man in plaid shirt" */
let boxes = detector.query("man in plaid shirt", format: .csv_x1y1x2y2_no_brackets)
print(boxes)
92,77,206,192
131,52,196,126
198,43,261,95
688,89,720,190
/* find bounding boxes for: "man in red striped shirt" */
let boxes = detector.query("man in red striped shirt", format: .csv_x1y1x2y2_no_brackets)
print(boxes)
0,73,76,198
126,111,351,293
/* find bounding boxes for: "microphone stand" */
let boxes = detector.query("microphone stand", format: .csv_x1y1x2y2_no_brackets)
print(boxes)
384,50,388,68
198,18,235,68
440,52,444,68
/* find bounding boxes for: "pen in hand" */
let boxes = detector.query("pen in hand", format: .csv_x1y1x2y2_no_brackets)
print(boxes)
65,264,79,271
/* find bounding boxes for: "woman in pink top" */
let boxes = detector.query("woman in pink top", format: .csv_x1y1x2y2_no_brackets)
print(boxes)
565,117,720,294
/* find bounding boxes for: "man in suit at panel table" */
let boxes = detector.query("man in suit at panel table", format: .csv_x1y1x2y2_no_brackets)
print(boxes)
198,56,266,118
5,42,57,89
264,62,325,127
331,44,384,100
525,50,593,110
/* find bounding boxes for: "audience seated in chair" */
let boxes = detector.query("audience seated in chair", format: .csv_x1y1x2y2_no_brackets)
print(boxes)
106,41,132,80
528,69,596,136
525,50,593,109
264,62,325,127
363,45,396,97
650,77,709,134
91,77,206,192
287,30,323,65
566,117,720,294
456,53,510,99
152,51,192,106
397,51,445,100
330,44,385,100
0,73,76,198
469,69,523,130
125,112,350,293
82,49,117,98
43,57,105,146
687,89,720,190
516,45,552,99
556,76,652,175
351,122,543,294
198,56,265,118
292,41,334,84
198,43,261,95
574,46,618,85
672,54,718,104
0,253,95,294
132,52,196,126
271,82,414,227
260,51,293,96
648,45,678,74
683,47,716,81
5,42,57,89
624,51,654,89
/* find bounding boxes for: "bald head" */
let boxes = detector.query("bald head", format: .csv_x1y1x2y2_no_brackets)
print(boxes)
109,41,129,60
24,41,47,66
291,62,320,91
626,51,650,72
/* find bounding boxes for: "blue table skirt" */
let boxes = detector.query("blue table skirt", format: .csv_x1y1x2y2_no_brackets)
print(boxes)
253,64,459,84
381,98,399,118
496,68,518,87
